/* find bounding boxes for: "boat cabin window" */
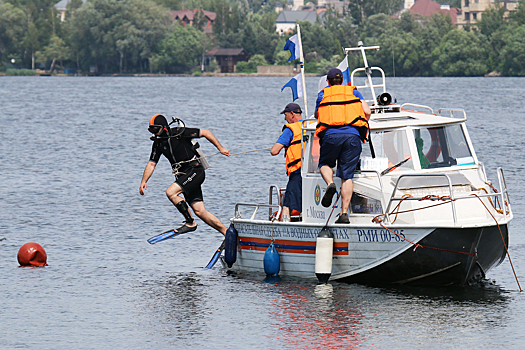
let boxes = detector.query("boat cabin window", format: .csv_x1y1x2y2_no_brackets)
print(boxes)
361,130,414,172
351,193,382,214
413,124,474,169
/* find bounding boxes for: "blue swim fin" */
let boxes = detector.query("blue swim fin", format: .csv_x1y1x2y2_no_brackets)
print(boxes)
147,229,182,244
205,240,225,269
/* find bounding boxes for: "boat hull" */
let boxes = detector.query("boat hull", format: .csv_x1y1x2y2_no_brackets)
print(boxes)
228,220,508,287
341,225,508,286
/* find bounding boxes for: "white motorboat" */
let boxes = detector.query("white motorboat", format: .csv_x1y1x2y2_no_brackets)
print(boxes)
223,43,512,286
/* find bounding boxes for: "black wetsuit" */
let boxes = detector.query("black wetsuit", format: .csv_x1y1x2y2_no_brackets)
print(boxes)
149,127,205,204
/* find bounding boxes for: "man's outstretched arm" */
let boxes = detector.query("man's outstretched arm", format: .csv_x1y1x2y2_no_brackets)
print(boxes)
200,129,230,156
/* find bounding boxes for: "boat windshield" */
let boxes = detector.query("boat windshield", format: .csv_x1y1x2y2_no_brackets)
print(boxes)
308,130,415,174
361,130,414,172
413,124,474,169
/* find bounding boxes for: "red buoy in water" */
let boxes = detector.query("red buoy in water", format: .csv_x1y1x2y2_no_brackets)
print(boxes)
17,242,48,267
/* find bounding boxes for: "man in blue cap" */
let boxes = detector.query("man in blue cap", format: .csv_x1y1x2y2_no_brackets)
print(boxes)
271,103,304,222
314,68,371,223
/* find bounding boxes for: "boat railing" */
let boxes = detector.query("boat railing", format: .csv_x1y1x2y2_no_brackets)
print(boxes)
400,103,434,114
269,185,302,221
235,203,282,221
351,67,386,104
479,161,488,182
497,167,511,221
438,108,467,121
385,174,457,224
384,173,511,225
269,185,281,217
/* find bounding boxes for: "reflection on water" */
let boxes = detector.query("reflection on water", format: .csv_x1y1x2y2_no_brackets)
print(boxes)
273,283,364,349
141,273,208,339
123,257,515,349
379,279,511,304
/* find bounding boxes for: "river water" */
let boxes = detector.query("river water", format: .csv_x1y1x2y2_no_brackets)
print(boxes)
1,75,525,349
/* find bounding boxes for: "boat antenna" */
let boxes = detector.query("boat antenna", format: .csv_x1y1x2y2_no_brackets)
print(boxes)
345,41,380,104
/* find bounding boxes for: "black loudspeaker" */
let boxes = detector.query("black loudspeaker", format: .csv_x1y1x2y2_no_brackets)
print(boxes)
377,92,392,106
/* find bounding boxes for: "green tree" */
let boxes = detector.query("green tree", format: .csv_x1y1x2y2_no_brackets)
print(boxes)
476,5,509,72
419,13,453,75
68,0,172,73
236,53,267,73
65,0,84,20
508,1,525,26
477,5,507,36
296,21,342,62
431,29,489,76
357,13,396,43
0,2,26,66
10,0,58,68
498,25,525,76
150,24,204,73
348,0,404,25
35,34,69,72
22,20,40,69
322,6,357,49
375,32,421,76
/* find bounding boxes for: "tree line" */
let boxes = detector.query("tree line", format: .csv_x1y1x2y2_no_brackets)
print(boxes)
1,0,525,76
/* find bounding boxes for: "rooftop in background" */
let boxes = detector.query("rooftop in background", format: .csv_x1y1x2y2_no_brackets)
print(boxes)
55,0,87,21
393,0,461,25
276,10,325,34
171,9,216,34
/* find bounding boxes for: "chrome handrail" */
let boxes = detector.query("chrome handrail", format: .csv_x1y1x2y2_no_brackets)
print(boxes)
269,184,281,217
400,103,434,114
497,167,511,221
384,172,511,225
438,108,467,121
235,203,282,221
384,174,457,224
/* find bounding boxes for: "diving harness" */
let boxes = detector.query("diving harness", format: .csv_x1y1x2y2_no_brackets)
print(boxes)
150,117,209,177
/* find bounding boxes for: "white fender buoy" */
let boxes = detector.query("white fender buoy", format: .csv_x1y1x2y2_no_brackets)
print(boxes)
315,227,333,283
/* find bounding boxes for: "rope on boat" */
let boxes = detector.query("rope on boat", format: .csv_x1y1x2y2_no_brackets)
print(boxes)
372,215,477,258
472,193,522,292
372,188,522,291
478,182,510,215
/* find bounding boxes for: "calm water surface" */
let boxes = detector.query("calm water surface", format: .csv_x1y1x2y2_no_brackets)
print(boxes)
1,76,525,349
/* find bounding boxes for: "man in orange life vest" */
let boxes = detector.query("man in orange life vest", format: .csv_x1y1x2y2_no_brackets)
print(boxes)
271,103,303,222
315,68,371,223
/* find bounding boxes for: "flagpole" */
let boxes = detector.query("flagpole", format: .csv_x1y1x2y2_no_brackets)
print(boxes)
296,24,308,118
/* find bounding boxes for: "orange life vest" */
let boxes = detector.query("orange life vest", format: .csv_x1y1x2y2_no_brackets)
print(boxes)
284,121,303,176
315,85,369,141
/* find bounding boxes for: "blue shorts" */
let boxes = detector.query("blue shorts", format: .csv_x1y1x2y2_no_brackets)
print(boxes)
283,170,302,212
319,133,362,180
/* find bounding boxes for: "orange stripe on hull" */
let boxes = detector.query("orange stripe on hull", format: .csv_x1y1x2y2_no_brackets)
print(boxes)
239,237,348,255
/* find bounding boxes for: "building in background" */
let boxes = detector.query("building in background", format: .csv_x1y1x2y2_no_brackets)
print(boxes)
394,0,461,25
55,0,87,21
456,0,518,28
171,9,216,34
204,48,249,73
275,10,326,34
